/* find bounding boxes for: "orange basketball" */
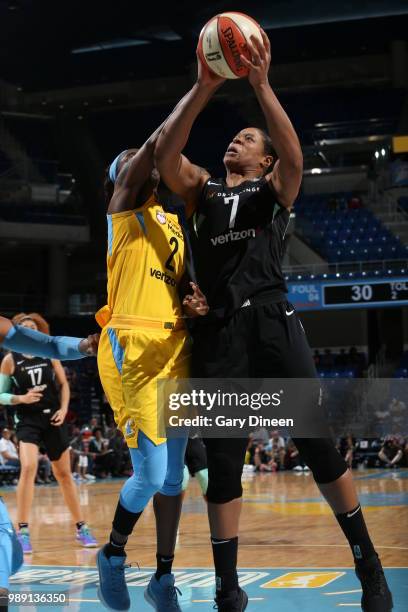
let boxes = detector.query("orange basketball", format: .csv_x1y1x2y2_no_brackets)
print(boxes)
198,12,263,79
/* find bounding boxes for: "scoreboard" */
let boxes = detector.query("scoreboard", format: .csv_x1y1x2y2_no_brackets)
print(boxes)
287,278,408,311
323,279,408,308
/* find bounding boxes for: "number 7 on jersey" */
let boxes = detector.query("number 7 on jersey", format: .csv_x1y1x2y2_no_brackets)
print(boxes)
224,195,240,229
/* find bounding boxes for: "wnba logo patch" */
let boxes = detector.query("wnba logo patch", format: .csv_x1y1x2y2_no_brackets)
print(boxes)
156,211,166,225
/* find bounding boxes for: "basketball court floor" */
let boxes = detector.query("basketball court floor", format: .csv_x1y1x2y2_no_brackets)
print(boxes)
2,468,408,611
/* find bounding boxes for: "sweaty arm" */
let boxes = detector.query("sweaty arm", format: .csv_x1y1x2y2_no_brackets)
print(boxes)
108,91,192,215
258,84,303,209
107,123,164,215
243,32,303,209
155,56,225,215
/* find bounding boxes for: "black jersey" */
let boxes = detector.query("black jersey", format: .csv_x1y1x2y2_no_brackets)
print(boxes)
11,353,60,418
190,177,290,316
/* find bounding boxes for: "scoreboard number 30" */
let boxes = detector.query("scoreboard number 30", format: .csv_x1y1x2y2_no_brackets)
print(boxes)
351,284,373,301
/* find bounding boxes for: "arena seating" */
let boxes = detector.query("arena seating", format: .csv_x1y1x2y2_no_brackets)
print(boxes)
284,267,408,282
313,348,366,378
295,193,407,263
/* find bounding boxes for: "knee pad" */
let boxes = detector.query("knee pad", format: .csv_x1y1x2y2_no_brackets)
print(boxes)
206,450,244,504
293,438,347,484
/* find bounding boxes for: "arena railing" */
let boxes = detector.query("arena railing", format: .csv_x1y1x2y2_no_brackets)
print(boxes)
283,259,408,280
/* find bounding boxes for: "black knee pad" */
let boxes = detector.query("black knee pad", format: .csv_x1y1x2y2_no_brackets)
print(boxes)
204,438,247,504
293,438,347,484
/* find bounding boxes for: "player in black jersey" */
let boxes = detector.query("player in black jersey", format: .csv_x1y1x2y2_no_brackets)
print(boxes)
156,32,392,612
0,312,97,554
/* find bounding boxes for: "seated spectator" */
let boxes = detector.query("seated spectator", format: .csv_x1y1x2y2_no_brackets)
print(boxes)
253,443,276,473
36,451,52,485
251,427,269,446
70,426,96,481
266,430,286,469
284,439,302,470
89,427,114,478
108,429,131,477
378,436,404,468
0,428,20,468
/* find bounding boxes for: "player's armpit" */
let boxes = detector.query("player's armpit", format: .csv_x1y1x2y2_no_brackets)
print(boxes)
265,157,302,210
155,150,209,212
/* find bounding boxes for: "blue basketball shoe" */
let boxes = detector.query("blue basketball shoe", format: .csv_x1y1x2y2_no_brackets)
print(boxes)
96,545,130,611
144,573,182,611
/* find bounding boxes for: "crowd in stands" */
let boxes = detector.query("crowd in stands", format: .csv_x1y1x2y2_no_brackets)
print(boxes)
313,346,366,377
0,419,132,486
0,346,406,487
244,428,408,473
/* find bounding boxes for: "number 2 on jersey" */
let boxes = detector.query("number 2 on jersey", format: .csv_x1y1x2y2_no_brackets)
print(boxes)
224,195,240,229
165,237,179,272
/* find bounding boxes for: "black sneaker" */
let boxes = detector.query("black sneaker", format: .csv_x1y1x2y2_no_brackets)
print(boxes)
355,554,393,611
214,587,248,611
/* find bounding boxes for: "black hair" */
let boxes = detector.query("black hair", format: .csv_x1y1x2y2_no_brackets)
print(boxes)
258,129,278,174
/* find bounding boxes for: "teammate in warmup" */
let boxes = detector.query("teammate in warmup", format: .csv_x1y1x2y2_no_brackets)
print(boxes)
0,314,98,607
0,312,98,554
155,31,392,612
95,120,208,611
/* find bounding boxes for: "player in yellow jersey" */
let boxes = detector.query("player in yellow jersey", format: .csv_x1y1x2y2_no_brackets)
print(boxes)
95,123,208,612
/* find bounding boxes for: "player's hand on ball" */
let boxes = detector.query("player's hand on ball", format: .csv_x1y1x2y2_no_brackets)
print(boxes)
79,333,100,356
196,47,226,89
183,282,210,317
240,29,271,88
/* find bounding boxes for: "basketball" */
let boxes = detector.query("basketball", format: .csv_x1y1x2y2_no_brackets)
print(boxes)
198,12,263,79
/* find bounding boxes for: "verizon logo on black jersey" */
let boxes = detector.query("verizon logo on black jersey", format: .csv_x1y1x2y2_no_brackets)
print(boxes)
210,228,256,246
150,268,176,287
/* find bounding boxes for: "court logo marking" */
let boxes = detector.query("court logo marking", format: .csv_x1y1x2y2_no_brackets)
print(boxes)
261,571,345,589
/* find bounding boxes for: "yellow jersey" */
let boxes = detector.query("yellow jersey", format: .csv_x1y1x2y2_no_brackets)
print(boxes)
100,195,186,324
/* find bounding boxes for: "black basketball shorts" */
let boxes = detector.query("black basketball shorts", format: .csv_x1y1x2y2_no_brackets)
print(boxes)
16,412,70,461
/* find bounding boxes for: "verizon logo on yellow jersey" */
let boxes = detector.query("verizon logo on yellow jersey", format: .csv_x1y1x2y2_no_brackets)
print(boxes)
150,268,177,286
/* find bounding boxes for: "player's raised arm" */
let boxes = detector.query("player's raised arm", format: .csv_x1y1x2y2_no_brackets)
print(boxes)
155,52,225,214
107,91,194,214
241,30,303,209
107,123,164,214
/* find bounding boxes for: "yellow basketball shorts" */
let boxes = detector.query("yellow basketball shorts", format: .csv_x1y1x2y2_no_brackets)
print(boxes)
97,321,191,448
